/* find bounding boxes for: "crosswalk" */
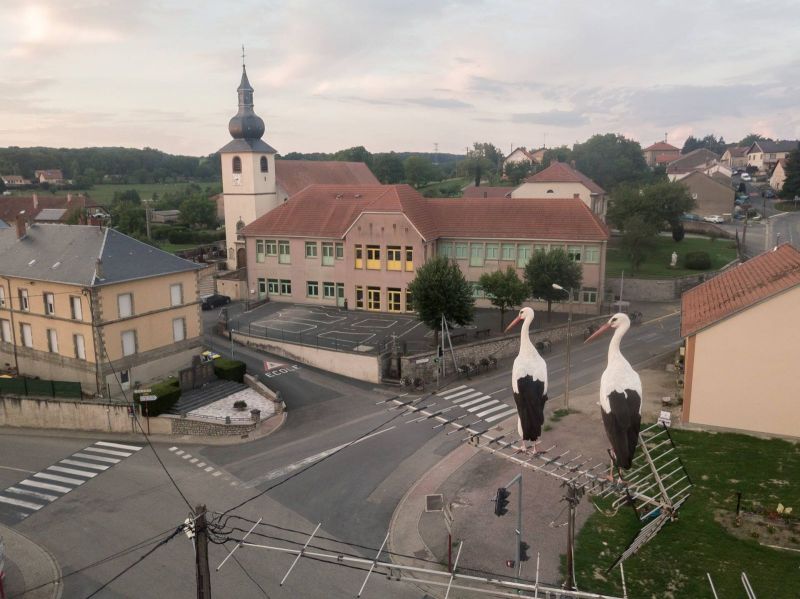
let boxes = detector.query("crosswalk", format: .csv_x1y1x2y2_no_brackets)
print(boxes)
0,441,143,524
435,385,517,425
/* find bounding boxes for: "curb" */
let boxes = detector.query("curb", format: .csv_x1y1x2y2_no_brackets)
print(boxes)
0,525,62,599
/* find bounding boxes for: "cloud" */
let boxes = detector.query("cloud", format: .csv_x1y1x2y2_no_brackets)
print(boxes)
511,110,589,127
405,97,473,110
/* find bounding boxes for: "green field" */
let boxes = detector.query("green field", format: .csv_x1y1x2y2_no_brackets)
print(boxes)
606,235,738,278
572,429,800,598
75,182,218,205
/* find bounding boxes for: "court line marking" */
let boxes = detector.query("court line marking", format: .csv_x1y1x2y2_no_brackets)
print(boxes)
351,318,398,329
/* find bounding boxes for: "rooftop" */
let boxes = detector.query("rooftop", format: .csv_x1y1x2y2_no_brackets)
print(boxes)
275,160,379,196
666,148,720,173
461,186,514,199
523,161,605,194
644,141,680,152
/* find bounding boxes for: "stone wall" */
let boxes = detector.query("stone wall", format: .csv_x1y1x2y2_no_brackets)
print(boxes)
607,264,735,302
168,416,257,437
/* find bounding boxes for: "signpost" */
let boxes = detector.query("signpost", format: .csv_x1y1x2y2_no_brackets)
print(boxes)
138,394,157,435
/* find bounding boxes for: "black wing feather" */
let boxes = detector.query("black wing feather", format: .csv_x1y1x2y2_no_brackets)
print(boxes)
602,389,642,469
513,375,548,441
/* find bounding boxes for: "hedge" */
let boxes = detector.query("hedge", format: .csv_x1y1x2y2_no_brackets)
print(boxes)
137,378,181,417
684,251,711,270
214,358,246,383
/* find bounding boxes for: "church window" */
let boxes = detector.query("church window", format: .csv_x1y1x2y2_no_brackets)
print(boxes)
232,156,242,173
260,156,268,172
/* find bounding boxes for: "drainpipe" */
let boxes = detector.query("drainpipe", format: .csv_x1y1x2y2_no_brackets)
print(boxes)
84,287,104,398
1,276,19,375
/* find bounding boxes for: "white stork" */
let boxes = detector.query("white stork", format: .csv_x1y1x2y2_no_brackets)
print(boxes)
505,307,548,453
585,313,642,481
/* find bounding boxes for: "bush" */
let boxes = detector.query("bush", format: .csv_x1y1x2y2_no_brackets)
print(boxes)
684,251,712,270
214,358,246,383
233,400,248,410
167,227,194,244
139,377,181,416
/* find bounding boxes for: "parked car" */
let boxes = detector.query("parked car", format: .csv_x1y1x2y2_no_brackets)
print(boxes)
200,294,231,310
740,173,752,181
735,196,751,206
703,215,725,224
680,213,701,222
762,189,776,199
200,350,221,363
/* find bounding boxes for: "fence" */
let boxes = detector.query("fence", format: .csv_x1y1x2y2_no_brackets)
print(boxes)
0,376,82,399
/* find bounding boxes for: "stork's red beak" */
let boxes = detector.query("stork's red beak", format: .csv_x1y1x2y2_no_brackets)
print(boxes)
584,321,612,343
504,315,523,333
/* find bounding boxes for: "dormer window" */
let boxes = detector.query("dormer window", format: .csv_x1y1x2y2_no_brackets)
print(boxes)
232,156,242,173
260,156,268,173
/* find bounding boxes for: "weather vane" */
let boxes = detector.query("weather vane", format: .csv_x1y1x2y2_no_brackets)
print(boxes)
241,44,246,68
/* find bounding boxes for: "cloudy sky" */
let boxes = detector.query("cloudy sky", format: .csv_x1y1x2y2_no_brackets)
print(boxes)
1,0,799,157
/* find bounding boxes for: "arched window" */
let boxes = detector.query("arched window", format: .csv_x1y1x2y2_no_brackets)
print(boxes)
546,189,554,194
236,219,245,231
260,156,268,173
232,156,242,173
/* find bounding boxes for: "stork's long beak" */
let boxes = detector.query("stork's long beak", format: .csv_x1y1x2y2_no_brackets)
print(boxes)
584,321,612,343
504,315,523,333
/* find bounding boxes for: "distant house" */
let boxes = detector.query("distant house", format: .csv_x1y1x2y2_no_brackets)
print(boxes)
770,159,787,191
0,193,86,226
746,140,798,173
1,175,30,187
529,148,547,163
461,186,513,199
679,172,735,218
512,161,607,219
33,169,64,184
681,244,800,438
721,146,748,170
666,149,720,181
151,209,181,224
642,141,680,167
34,208,69,223
503,147,537,169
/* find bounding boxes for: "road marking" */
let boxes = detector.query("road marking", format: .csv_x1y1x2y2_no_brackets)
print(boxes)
18,479,72,494
73,452,120,464
205,467,214,472
190,458,198,464
488,388,507,396
486,408,517,423
34,472,85,486
396,320,425,338
438,385,467,395
264,364,301,378
441,388,476,400
169,447,179,452
452,392,485,404
459,395,492,408
212,471,222,477
95,441,143,452
83,447,133,458
197,462,206,468
6,486,57,502
47,465,97,478
467,400,499,413
0,465,35,474
60,459,109,471
182,454,192,460
244,426,396,489
0,495,43,511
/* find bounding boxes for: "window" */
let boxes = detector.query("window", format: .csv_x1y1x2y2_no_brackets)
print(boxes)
355,286,364,309
70,296,83,320
20,323,32,348
405,289,414,312
305,241,318,259
256,240,266,263
170,283,183,306
47,329,59,353
258,278,267,297
470,243,484,267
387,288,401,312
367,287,381,311
584,245,600,263
44,292,55,315
534,244,547,254
335,243,344,259
118,293,133,318
307,281,319,297
121,330,136,356
265,240,277,256
19,289,29,312
567,245,582,262
366,245,381,269
260,156,268,172
0,286,5,307
501,243,515,261
387,246,401,271
73,334,86,360
172,317,186,342
486,243,499,260
582,287,598,304
278,241,290,264
280,280,292,295
267,279,279,294
439,242,453,258
1,319,11,342
232,156,242,173
354,245,363,269
405,246,413,271
323,282,335,299
455,243,468,259
321,242,334,266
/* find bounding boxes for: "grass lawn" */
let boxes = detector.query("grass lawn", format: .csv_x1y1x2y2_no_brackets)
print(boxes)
417,177,470,197
572,429,800,598
74,182,216,205
606,235,738,278
775,200,800,212
156,242,203,254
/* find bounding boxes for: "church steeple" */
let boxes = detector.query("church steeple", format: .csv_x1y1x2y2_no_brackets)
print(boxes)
228,48,265,140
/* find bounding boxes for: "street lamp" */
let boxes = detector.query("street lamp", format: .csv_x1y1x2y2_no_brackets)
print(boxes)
552,283,573,410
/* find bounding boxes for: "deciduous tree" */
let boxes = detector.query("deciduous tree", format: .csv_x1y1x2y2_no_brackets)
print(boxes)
404,156,437,188
620,214,658,272
504,160,533,185
780,148,800,199
572,133,649,191
523,248,582,322
372,152,405,184
478,267,529,329
180,195,217,229
408,256,474,344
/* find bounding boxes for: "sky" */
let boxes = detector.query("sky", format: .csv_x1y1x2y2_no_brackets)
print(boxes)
1,0,799,157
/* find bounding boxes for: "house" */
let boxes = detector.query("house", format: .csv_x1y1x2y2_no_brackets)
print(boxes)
151,209,182,224
503,147,537,168
720,146,748,170
770,159,787,191
680,244,800,438
745,140,798,173
0,175,30,187
241,184,609,316
642,141,680,167
33,169,64,184
678,172,735,218
461,186,513,199
511,161,607,220
34,208,69,223
0,220,203,397
666,148,720,181
0,193,86,226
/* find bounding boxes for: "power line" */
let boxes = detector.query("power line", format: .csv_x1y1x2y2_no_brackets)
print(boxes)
227,544,272,599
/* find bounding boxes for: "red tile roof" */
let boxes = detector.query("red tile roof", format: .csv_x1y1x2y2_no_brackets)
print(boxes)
0,194,86,226
644,141,680,152
681,244,800,337
462,186,513,199
428,197,609,241
655,153,677,164
666,148,719,173
524,162,605,194
275,160,379,196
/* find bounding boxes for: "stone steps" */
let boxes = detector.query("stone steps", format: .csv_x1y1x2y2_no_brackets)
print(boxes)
169,380,247,415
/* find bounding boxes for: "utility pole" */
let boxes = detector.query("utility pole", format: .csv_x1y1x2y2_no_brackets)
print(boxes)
195,505,212,598
562,484,582,591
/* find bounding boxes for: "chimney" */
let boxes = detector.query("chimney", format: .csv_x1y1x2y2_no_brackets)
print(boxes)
95,258,104,280
16,211,27,239
32,193,38,210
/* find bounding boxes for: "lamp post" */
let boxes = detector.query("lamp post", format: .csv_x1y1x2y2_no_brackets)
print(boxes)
552,283,573,410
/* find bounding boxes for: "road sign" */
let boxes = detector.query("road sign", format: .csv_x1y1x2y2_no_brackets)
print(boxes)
139,394,158,402
133,388,152,394
264,360,286,371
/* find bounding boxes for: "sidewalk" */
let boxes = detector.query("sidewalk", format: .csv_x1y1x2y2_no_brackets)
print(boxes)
0,525,61,599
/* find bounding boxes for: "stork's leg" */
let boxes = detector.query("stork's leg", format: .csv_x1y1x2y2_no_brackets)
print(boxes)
606,448,616,482
515,439,528,454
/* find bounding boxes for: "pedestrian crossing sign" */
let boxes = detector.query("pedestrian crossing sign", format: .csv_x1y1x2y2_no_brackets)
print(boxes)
264,360,285,371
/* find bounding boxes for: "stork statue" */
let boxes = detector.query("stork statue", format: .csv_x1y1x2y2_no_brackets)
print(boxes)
585,313,642,481
505,307,548,454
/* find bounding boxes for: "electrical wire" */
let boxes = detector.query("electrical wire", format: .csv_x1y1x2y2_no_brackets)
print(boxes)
225,542,272,599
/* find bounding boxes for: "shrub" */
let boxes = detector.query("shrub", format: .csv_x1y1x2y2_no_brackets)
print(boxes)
167,227,194,244
214,358,246,383
139,377,180,417
233,400,248,410
684,251,711,270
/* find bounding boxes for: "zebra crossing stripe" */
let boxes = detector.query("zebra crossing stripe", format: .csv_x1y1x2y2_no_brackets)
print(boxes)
442,388,475,400
18,479,72,493
95,441,143,452
485,408,517,423
459,396,492,408
83,447,132,458
34,472,85,486
60,459,109,471
475,404,509,418
451,391,484,404
0,495,43,511
6,486,58,502
47,466,97,478
438,385,466,396
73,452,120,464
468,400,499,413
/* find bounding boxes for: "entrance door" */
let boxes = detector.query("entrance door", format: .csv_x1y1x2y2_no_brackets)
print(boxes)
336,283,345,307
120,369,130,391
236,247,246,269
367,287,381,311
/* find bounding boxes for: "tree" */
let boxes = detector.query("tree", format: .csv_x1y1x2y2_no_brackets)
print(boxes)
739,133,771,147
620,214,658,272
672,222,685,242
540,146,573,168
479,267,529,329
607,180,694,233
404,156,436,188
523,248,582,322
372,152,405,184
0,178,5,193
780,148,800,199
180,195,217,229
681,134,726,155
504,160,533,185
110,200,146,236
459,142,503,186
408,256,474,345
113,188,142,204
571,133,649,191
333,146,373,168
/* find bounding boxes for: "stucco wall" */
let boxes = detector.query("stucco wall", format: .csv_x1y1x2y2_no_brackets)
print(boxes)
684,286,800,438
607,268,730,302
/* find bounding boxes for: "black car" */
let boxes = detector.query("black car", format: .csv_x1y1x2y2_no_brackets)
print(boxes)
201,294,231,310
762,189,776,199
